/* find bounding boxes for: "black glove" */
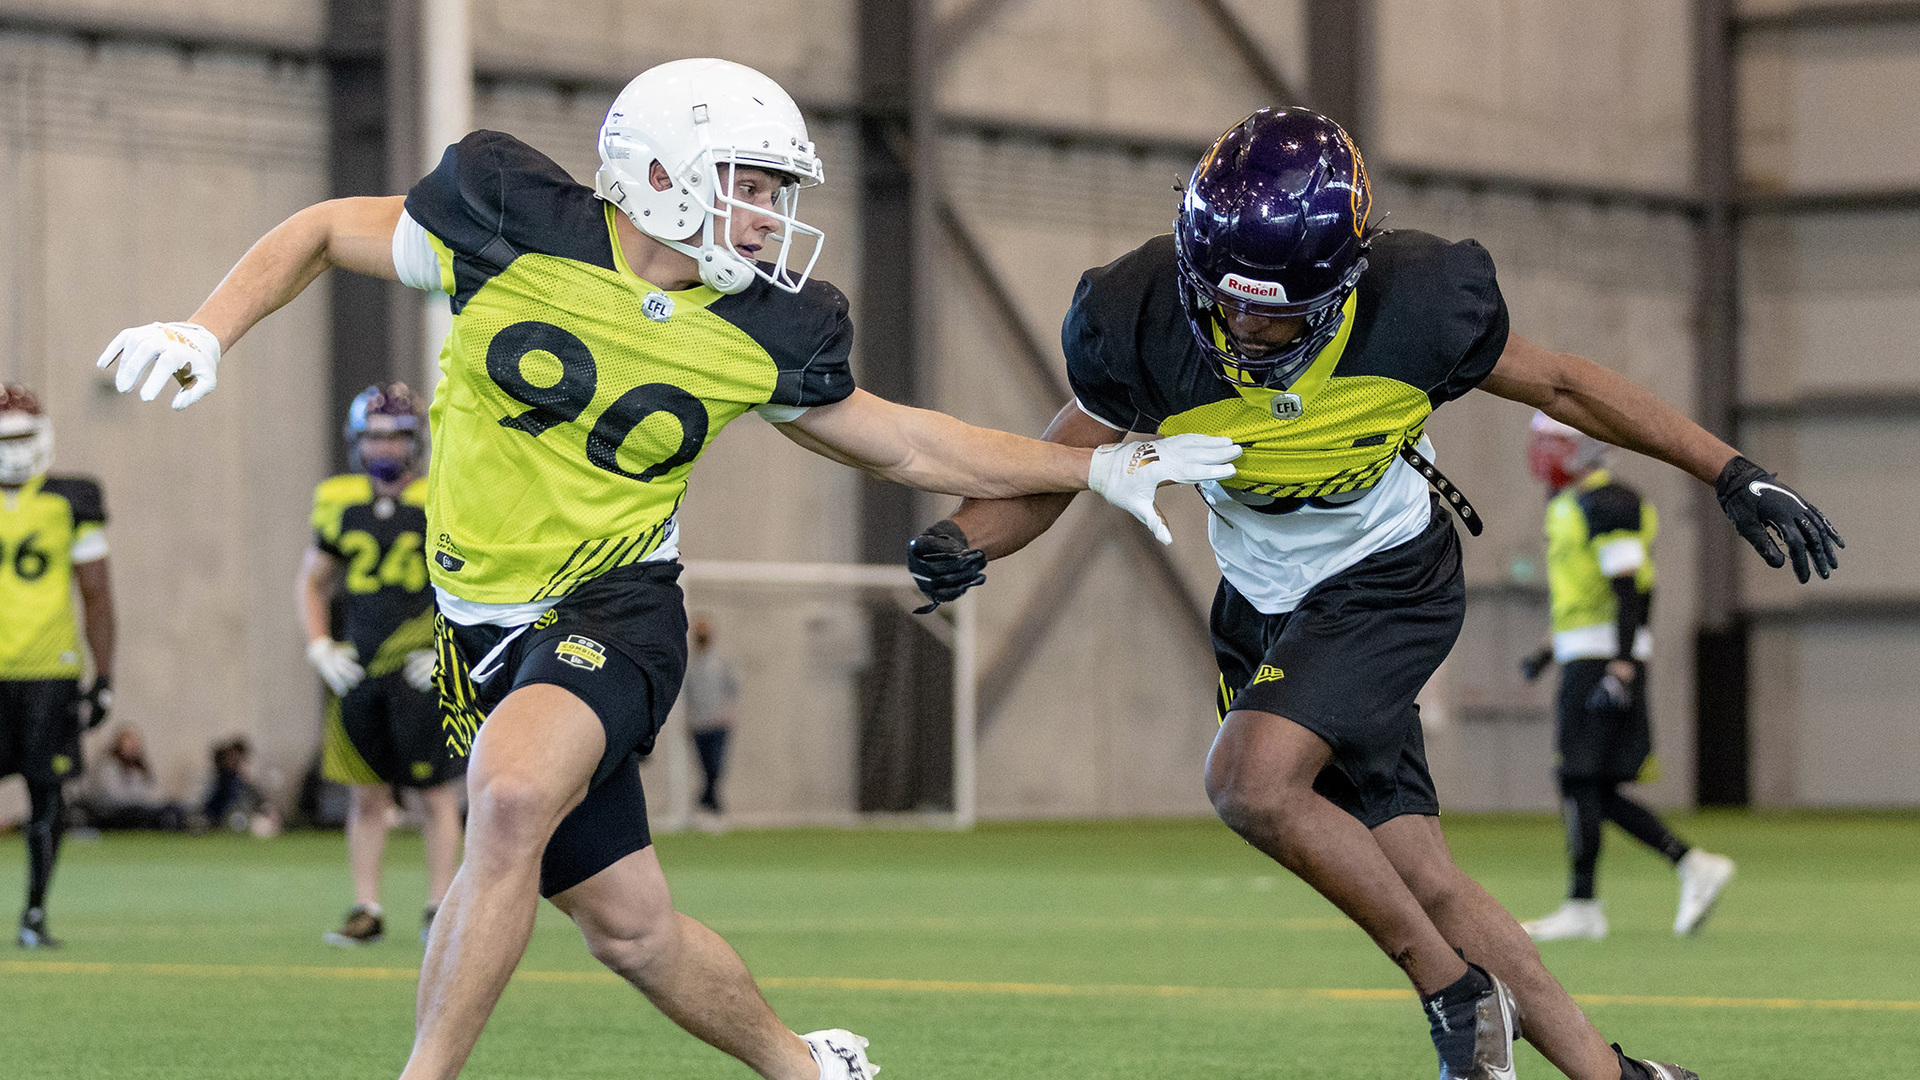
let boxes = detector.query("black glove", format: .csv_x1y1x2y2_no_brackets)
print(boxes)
1585,669,1634,714
1715,455,1843,583
1519,647,1553,683
907,519,987,614
75,675,113,731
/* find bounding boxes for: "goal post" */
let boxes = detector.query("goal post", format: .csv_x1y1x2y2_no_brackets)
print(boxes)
645,560,977,832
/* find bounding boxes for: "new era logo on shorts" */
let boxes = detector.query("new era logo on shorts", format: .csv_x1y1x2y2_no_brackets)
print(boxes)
555,635,607,671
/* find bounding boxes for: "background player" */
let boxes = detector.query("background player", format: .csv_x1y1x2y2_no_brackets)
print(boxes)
909,108,1840,1080
94,57,1237,1080
1518,412,1735,942
299,383,463,947
0,384,115,949
683,617,738,822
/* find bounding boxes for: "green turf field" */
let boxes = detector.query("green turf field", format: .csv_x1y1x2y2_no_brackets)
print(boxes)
1,812,1915,1078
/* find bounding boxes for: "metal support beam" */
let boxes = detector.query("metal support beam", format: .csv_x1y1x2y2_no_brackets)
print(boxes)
1306,0,1366,139
1693,0,1748,807
1187,0,1302,106
1735,1,1920,33
933,0,1020,69
977,511,1111,725
326,0,396,473
856,0,933,565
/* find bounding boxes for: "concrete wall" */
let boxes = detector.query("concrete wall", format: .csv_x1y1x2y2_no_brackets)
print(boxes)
0,26,328,817
1736,14,1920,807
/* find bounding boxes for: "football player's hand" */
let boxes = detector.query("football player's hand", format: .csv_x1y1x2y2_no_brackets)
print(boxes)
403,649,437,693
1586,670,1634,714
1089,434,1241,545
307,638,365,696
1715,455,1842,583
96,321,222,410
74,676,114,731
1519,647,1553,683
907,519,987,614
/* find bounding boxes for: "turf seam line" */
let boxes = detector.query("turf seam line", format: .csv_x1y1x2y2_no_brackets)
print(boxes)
4,961,1915,1011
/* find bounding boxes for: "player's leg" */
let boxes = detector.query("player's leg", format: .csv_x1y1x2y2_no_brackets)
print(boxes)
419,781,463,915
19,776,64,947
1206,710,1467,993
348,783,396,909
543,768,829,1080
692,728,727,812
325,681,400,944
402,683,602,1080
1524,776,1611,942
16,680,78,948
1377,813,1623,1079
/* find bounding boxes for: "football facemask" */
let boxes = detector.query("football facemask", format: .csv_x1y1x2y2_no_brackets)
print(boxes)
0,385,52,486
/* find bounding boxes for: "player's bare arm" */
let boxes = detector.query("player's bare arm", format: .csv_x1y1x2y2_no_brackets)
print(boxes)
1479,333,1737,484
780,389,1237,545
1481,332,1842,581
96,196,403,408
74,558,114,680
940,400,1121,558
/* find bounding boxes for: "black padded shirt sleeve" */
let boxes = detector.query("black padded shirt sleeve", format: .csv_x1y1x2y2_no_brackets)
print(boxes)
709,279,857,409
1578,485,1643,538
1425,239,1510,406
404,130,613,304
1062,275,1141,432
46,477,105,526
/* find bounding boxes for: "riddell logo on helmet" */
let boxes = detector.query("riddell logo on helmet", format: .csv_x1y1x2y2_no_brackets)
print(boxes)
1218,274,1288,303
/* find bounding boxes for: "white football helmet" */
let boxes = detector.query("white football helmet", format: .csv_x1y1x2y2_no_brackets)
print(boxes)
594,58,825,294
0,383,53,486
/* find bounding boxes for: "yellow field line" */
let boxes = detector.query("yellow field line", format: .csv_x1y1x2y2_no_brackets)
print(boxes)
3,960,1914,1012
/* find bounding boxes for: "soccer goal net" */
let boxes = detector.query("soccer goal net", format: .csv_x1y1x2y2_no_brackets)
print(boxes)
639,560,978,832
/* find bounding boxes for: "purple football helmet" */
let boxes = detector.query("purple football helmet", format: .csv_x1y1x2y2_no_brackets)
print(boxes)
346,383,424,482
1174,108,1373,388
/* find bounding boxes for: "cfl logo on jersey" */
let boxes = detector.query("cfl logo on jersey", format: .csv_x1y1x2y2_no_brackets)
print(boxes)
1269,392,1303,421
435,533,466,572
555,635,608,671
642,291,675,322
1218,273,1288,304
1251,664,1285,685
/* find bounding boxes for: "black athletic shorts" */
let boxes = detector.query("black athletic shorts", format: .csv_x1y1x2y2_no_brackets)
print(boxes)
325,672,465,788
438,560,687,897
1555,658,1652,782
0,679,82,787
1211,498,1463,828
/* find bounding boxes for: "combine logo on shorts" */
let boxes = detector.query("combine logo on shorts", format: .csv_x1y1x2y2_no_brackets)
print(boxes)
555,635,608,671
1251,664,1286,685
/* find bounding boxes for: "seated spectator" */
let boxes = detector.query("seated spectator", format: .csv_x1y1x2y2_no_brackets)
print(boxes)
202,736,281,837
73,726,187,831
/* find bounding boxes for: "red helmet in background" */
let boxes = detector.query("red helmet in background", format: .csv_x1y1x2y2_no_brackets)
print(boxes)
0,384,52,486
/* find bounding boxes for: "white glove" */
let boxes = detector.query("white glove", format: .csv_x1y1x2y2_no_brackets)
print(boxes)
403,648,437,693
1089,434,1242,545
96,321,222,410
307,638,365,696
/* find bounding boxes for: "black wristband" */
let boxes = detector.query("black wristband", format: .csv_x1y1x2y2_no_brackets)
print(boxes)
1714,454,1766,505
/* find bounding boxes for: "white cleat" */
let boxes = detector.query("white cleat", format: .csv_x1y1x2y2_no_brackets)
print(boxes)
802,1029,878,1080
1522,899,1607,942
1674,849,1735,936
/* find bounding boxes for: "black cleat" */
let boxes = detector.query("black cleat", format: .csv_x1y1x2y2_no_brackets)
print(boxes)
324,904,385,947
17,907,62,950
1617,1044,1699,1080
1427,964,1518,1080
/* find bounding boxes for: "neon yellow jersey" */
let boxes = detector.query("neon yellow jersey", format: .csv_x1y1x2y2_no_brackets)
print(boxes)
403,131,855,604
1545,469,1657,636
0,474,106,680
